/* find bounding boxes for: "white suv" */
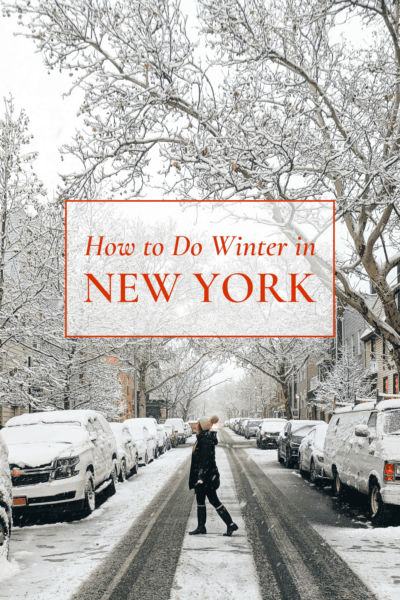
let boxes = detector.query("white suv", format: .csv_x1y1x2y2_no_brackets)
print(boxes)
0,430,12,558
3,410,118,517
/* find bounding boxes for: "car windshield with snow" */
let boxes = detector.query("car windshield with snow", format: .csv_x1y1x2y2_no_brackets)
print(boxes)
244,420,262,439
257,420,287,449
2,410,119,519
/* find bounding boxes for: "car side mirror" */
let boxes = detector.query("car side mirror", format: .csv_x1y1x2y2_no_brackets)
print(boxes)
283,432,287,437
307,440,312,446
89,431,98,441
355,425,369,438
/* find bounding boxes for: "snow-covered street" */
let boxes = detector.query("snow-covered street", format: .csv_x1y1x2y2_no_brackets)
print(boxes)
1,445,192,600
4,428,400,599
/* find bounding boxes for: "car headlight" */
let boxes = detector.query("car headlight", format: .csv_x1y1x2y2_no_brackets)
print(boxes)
54,456,80,480
316,454,324,462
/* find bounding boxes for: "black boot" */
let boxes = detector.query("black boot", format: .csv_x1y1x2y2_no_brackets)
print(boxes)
216,505,239,537
189,506,207,535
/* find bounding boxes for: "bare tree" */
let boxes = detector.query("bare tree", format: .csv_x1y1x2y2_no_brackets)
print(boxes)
5,0,400,365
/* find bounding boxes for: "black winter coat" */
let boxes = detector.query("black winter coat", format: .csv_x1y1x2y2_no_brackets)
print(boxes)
189,430,220,491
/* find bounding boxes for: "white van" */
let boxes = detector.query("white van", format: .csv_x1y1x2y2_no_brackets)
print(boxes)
324,398,400,523
165,418,186,444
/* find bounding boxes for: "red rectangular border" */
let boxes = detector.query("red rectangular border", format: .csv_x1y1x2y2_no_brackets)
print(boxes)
65,199,336,338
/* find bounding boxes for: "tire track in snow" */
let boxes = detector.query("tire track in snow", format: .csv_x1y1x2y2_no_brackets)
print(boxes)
221,429,377,600
70,455,194,600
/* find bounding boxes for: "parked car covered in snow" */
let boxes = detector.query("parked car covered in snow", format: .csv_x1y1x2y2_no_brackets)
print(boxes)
324,398,400,523
132,418,159,458
124,420,155,465
165,418,186,444
3,410,119,517
298,422,329,485
256,419,287,449
0,430,12,558
237,418,248,435
244,419,262,439
164,423,178,448
278,420,321,468
189,421,199,433
184,422,192,438
229,418,239,431
109,422,139,481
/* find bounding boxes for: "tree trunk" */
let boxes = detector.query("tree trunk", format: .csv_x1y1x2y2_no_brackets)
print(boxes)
138,367,146,418
281,382,292,420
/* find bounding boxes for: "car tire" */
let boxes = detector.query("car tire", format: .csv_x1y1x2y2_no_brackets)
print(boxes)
299,454,306,477
284,452,292,468
154,446,159,460
82,471,96,516
0,513,10,559
369,480,390,525
106,461,118,497
278,448,284,463
310,459,319,485
144,452,149,466
119,459,127,482
132,455,139,475
332,470,345,498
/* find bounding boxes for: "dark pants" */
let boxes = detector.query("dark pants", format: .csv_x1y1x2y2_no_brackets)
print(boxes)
195,485,222,509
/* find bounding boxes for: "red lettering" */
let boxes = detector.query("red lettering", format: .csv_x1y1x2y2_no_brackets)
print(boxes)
142,274,181,302
117,243,135,256
212,236,237,256
119,274,138,303
259,274,285,302
193,274,220,302
86,236,104,256
222,273,253,303
290,273,315,302
173,236,191,256
105,243,116,256
84,274,113,303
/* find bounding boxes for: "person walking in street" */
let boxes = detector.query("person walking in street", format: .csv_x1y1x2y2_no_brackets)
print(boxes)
189,415,239,536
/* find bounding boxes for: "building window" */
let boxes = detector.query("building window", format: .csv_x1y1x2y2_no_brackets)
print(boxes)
371,338,375,360
382,338,387,363
383,376,389,394
351,334,355,355
358,331,362,355
394,374,399,395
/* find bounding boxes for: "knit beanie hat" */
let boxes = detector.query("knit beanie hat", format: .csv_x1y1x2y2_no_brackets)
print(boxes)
198,417,212,431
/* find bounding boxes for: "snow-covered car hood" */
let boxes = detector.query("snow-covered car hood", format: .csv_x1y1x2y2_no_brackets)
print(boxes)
7,440,91,469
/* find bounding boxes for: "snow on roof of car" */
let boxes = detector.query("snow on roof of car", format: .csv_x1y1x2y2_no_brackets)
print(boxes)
333,399,400,415
376,398,400,411
5,409,102,427
290,419,321,425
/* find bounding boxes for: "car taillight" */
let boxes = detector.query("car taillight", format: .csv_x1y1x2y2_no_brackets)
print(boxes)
385,476,394,482
385,463,394,475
